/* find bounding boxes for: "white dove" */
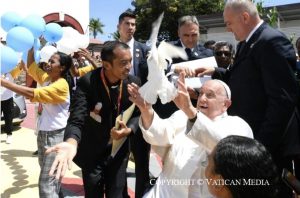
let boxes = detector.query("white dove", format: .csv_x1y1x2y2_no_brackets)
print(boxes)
138,13,188,104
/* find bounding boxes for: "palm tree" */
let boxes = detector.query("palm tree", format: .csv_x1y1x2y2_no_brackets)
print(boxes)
89,18,105,39
111,31,120,40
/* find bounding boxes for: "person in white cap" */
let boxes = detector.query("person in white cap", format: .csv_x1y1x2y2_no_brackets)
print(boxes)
127,72,253,198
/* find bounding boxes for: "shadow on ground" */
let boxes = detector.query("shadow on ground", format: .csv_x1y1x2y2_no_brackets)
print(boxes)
1,149,38,198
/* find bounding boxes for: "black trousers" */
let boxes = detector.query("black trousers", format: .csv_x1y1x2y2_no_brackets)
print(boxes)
1,97,14,135
81,142,130,198
129,129,151,198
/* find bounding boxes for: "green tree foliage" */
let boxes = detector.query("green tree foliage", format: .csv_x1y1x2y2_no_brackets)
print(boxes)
254,0,278,27
89,18,105,39
133,0,280,42
132,0,224,42
111,31,120,40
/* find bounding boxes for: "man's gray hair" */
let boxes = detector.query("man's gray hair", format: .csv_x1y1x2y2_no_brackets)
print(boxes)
178,15,199,28
225,0,259,18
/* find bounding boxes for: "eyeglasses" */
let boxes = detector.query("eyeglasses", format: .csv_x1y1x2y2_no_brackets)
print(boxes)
215,51,231,57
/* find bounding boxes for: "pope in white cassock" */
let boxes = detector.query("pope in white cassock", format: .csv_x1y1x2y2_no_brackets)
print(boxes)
127,71,253,197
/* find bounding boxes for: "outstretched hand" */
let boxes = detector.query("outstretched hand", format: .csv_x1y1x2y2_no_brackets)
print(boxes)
174,65,195,77
45,141,77,180
127,83,151,112
195,66,215,77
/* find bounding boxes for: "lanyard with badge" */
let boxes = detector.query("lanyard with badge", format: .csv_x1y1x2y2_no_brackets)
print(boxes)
100,69,123,115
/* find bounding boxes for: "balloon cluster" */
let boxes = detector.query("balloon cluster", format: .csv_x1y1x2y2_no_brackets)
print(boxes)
1,11,89,74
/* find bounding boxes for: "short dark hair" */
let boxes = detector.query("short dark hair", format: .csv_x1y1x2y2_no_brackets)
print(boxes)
213,135,279,198
101,41,130,64
204,40,216,49
56,52,72,76
118,10,136,24
214,41,233,54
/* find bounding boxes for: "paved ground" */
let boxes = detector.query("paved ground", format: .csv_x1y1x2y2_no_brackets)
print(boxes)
1,100,161,198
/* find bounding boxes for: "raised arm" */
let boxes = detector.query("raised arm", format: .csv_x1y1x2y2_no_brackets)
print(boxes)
173,72,197,120
27,48,35,68
78,48,99,69
0,78,34,99
127,82,154,129
127,82,187,146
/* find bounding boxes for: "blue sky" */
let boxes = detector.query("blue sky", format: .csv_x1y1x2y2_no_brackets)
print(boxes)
89,0,299,42
89,0,133,42
262,0,300,7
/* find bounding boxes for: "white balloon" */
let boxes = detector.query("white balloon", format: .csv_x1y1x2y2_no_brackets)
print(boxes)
58,27,81,53
62,26,77,39
56,26,90,54
56,38,77,55
77,34,90,49
40,45,57,62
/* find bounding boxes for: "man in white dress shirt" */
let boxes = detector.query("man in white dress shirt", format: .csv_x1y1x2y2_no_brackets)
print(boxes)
118,10,151,198
127,73,253,198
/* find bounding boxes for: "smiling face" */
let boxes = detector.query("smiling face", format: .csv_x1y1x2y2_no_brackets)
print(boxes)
104,47,132,83
118,16,136,42
196,80,231,120
43,53,64,81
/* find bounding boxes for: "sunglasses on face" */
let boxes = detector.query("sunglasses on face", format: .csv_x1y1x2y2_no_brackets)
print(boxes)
215,51,231,57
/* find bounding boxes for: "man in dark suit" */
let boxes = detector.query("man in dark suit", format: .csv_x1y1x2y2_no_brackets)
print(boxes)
171,15,213,66
198,1,300,197
117,11,151,198
118,11,149,84
155,15,213,119
46,41,141,198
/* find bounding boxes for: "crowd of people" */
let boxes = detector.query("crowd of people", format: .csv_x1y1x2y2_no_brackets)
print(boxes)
1,0,300,198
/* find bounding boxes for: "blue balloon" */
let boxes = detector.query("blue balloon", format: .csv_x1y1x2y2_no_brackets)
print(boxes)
34,50,41,63
1,45,19,74
43,23,63,42
34,38,41,50
20,15,45,38
1,12,22,32
6,26,34,52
